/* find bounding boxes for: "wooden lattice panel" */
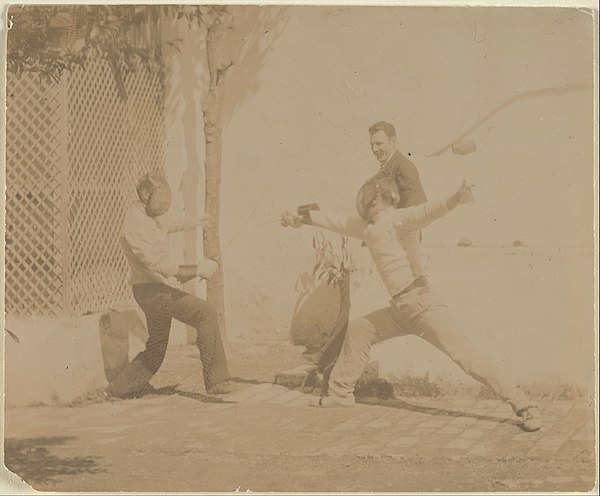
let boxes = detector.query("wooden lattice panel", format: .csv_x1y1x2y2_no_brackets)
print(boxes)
4,72,65,317
66,58,165,315
4,57,165,318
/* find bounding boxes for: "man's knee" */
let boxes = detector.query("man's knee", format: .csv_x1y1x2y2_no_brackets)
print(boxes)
344,318,377,350
193,299,219,328
347,318,374,338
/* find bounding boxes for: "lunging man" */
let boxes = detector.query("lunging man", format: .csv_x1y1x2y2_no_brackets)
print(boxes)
281,176,541,432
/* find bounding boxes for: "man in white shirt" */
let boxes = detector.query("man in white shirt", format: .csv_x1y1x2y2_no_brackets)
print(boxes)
107,172,235,398
281,177,541,432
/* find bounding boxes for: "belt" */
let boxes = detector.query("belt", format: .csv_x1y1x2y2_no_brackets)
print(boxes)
392,276,428,299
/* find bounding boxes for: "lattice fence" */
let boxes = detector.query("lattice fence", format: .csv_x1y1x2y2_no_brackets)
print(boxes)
5,76,65,316
5,59,165,317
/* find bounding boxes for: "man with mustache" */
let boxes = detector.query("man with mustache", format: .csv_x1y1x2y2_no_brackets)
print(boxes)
368,121,427,209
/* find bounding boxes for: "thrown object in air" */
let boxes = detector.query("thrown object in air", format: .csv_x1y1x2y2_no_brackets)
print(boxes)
452,139,477,155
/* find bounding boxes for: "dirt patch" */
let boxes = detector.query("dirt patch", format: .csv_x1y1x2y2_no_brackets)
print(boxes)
25,450,596,493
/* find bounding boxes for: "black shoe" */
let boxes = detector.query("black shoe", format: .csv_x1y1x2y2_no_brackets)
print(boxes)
518,406,542,432
106,360,154,399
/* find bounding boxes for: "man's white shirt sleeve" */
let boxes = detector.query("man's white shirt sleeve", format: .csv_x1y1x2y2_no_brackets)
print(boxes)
122,206,180,278
309,210,366,239
390,199,449,231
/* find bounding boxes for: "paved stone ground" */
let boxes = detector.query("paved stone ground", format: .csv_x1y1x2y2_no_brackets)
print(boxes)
3,341,597,493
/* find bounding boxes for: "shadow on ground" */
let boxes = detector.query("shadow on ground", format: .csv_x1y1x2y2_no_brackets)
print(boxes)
4,436,107,485
142,377,266,404
68,377,266,407
358,396,520,427
149,385,236,404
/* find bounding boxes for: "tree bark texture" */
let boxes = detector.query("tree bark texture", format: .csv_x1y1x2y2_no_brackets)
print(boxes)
202,18,229,338
180,49,201,343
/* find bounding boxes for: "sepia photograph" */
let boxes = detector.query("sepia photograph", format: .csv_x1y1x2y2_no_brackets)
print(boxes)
1,1,598,493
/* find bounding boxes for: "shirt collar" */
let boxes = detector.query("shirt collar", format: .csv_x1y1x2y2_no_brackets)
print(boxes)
379,149,398,169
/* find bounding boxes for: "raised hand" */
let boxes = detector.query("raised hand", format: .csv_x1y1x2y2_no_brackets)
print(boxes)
456,180,474,204
447,180,475,210
280,209,303,228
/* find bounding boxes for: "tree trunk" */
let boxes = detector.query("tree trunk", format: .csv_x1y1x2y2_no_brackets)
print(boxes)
180,47,201,344
201,18,229,338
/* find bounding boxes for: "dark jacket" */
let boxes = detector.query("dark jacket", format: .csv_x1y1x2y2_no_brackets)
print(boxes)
373,150,427,208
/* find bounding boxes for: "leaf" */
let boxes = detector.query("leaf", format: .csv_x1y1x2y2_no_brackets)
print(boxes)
312,263,321,275
5,329,20,344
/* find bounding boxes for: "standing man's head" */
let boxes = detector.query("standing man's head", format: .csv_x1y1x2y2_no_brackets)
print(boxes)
369,121,397,165
136,172,172,218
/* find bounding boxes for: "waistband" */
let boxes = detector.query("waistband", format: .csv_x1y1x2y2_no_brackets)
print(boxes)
392,275,428,300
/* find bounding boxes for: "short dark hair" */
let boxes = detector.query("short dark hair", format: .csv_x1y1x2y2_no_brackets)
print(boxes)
136,171,167,201
368,121,396,139
356,176,400,222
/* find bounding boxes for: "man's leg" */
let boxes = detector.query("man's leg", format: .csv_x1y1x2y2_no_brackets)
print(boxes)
106,286,172,398
136,310,172,374
326,306,405,406
131,284,175,374
410,290,536,418
167,289,230,391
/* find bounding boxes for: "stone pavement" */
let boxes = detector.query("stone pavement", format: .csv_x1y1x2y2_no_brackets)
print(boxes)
4,383,597,492
2,342,597,492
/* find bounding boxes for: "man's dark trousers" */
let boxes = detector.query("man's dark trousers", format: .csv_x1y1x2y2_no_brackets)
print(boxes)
108,283,230,397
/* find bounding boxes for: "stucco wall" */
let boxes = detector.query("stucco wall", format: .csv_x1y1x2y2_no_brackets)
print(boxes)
3,310,172,407
165,7,595,394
